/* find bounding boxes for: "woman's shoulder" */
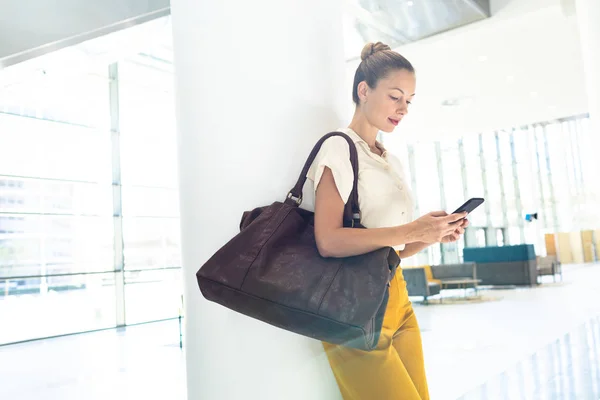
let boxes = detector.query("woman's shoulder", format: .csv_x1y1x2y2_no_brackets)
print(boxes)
306,134,354,177
313,135,353,162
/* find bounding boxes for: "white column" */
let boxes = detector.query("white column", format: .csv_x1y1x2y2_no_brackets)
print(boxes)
170,1,346,399
576,0,600,152
576,0,600,230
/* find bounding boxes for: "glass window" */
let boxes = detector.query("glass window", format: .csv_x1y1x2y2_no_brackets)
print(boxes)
566,120,583,193
0,15,182,344
507,227,521,245
496,229,505,247
412,142,441,214
546,122,571,230
462,134,486,226
119,130,179,189
0,115,112,183
558,121,578,197
0,215,114,278
577,117,596,190
524,225,538,247
513,127,537,221
498,131,518,226
457,237,466,262
481,133,503,227
426,244,442,266
439,140,464,213
475,228,487,247
123,218,181,270
527,125,550,229
0,177,112,216
441,241,462,264
535,126,553,222
0,66,109,128
121,187,180,218
117,57,183,324
0,273,116,345
124,269,182,324
566,118,600,231
399,116,597,256
119,61,178,188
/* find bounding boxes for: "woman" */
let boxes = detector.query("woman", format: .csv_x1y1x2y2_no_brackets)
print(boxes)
302,42,469,399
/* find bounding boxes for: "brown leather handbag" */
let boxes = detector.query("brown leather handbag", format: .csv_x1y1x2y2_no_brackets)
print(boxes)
196,131,400,351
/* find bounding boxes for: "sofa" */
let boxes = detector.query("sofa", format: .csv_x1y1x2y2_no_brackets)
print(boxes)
463,244,538,286
430,263,479,290
401,267,441,303
536,255,562,282
402,263,479,303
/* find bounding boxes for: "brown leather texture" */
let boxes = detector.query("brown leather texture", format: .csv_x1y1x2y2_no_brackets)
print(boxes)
196,132,400,351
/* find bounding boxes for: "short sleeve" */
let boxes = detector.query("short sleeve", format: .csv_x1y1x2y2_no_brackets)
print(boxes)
306,136,354,204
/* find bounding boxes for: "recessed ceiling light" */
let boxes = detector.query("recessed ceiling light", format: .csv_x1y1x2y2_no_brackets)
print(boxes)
549,105,557,110
441,97,474,107
478,55,488,62
407,0,414,6
506,75,515,83
530,91,538,98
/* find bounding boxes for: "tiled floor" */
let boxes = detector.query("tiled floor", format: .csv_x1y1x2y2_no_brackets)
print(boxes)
418,263,600,400
0,321,186,400
459,315,600,400
1,263,599,400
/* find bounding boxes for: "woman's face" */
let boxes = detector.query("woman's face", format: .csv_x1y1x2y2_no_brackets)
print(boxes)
359,69,416,133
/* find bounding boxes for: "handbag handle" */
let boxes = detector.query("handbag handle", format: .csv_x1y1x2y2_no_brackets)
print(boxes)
285,132,361,228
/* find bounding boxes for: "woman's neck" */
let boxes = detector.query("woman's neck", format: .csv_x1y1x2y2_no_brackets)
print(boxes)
348,111,380,152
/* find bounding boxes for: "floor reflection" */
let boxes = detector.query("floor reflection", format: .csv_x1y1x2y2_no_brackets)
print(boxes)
459,315,600,400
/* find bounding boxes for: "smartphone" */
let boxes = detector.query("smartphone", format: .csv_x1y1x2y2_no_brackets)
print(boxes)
450,198,484,223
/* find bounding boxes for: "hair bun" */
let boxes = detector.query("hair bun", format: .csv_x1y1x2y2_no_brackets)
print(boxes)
360,42,391,61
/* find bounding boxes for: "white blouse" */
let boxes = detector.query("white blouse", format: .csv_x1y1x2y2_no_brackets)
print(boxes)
300,128,415,251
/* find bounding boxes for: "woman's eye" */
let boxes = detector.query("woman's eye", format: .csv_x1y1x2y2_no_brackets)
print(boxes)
390,96,399,101
407,101,412,105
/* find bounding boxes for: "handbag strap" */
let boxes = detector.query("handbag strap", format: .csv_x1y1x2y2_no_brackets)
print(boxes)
285,131,361,228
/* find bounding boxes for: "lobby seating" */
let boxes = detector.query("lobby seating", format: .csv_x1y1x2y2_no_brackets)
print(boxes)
430,263,478,290
536,255,562,282
463,244,538,287
401,267,441,303
402,263,479,303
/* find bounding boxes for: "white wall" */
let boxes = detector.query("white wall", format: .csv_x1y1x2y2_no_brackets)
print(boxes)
171,0,347,398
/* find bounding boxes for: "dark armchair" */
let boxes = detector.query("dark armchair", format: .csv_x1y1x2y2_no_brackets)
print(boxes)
401,267,441,303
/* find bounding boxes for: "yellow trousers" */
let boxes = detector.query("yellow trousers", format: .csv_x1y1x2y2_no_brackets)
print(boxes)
323,268,430,400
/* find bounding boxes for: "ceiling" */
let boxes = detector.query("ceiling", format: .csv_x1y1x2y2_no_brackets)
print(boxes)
0,0,170,69
0,0,490,67
355,1,589,144
1,0,588,142
0,16,173,89
343,0,490,60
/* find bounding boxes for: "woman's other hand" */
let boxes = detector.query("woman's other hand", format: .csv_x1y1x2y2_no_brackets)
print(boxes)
409,211,468,244
441,218,469,243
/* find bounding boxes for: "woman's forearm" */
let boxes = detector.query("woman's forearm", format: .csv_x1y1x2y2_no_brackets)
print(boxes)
317,222,420,258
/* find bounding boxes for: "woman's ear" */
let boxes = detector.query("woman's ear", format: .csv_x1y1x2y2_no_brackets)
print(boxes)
357,81,369,104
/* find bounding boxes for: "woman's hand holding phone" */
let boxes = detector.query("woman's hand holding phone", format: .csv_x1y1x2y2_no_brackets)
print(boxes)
410,211,468,244
441,217,469,243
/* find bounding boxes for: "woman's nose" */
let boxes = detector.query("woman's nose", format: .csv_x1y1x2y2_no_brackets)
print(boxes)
397,104,407,115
